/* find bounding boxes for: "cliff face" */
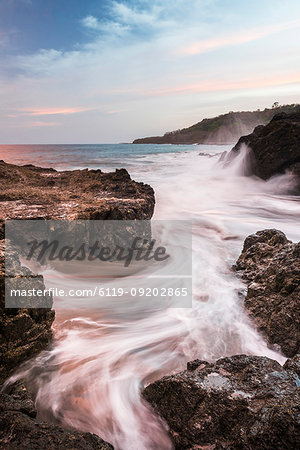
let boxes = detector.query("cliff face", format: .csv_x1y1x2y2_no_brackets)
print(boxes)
133,104,300,145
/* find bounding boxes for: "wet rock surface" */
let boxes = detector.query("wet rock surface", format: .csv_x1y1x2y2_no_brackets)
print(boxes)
143,354,300,449
234,229,300,357
1,242,109,447
0,381,113,449
229,112,300,187
0,240,54,384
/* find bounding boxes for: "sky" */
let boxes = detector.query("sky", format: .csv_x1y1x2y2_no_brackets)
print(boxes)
0,0,300,143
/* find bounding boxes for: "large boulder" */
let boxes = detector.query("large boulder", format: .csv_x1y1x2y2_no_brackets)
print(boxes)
234,229,300,357
229,112,300,185
143,355,300,449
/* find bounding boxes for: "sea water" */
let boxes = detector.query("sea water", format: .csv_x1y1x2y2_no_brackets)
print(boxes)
2,143,300,449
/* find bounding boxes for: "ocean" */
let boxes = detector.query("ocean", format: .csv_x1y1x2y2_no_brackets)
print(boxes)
2,143,300,449
0,143,209,171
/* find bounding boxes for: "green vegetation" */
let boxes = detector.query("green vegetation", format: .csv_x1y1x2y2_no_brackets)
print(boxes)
133,103,300,145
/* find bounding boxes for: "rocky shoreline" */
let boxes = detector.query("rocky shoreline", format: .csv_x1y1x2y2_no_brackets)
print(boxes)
0,161,155,448
143,354,300,449
140,109,300,449
0,380,113,449
143,229,300,449
1,120,300,449
0,160,155,223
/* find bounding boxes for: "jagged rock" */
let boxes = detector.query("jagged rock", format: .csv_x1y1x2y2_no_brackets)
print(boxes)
0,161,155,226
0,240,54,384
0,381,113,449
229,112,300,188
284,354,300,379
143,354,300,449
234,229,300,357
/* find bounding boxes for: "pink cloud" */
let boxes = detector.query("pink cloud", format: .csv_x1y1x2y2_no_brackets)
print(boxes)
26,121,59,127
105,109,125,114
18,107,90,116
181,20,300,56
142,73,300,97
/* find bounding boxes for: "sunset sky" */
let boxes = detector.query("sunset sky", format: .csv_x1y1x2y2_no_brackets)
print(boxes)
0,0,300,143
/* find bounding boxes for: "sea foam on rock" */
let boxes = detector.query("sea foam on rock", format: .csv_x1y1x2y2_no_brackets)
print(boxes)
228,112,300,190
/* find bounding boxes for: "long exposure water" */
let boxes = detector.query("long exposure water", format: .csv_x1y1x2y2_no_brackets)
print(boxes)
2,143,300,449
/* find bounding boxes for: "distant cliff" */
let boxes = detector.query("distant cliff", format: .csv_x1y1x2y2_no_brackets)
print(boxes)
133,104,300,145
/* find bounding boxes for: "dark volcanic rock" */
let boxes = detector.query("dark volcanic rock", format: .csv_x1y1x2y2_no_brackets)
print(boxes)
0,381,113,449
230,112,300,185
284,354,300,378
234,229,300,357
143,354,300,449
144,228,300,448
